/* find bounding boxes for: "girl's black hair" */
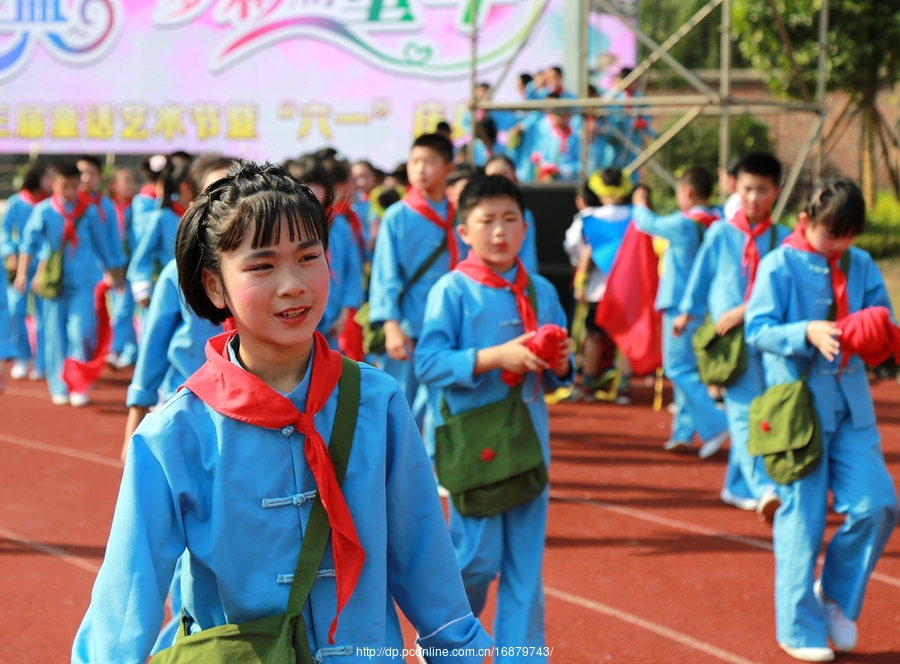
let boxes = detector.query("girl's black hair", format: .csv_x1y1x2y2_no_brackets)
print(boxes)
160,162,195,210
21,159,50,193
578,178,601,208
176,161,329,325
804,178,866,239
288,161,334,209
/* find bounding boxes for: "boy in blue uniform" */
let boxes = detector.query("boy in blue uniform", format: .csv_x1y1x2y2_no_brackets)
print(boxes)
368,133,458,413
128,162,195,306
14,162,125,406
2,159,52,380
484,154,540,274
416,175,573,662
0,261,14,393
674,153,790,519
73,162,490,663
746,179,898,662
633,167,729,457
77,156,135,368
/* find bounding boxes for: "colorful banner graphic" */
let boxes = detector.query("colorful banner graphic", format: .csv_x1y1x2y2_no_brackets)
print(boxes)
0,0,636,165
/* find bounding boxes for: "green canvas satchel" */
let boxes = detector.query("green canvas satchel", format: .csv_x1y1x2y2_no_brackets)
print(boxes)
748,377,822,485
150,357,361,664
692,319,747,387
433,280,547,518
746,251,850,485
36,212,86,300
355,238,447,355
692,225,779,387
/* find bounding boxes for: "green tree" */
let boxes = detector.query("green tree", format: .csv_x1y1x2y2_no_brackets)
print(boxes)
733,0,900,204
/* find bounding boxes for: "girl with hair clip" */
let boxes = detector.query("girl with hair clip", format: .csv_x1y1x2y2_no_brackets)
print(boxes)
746,179,899,662
127,160,196,307
2,159,53,380
73,161,491,664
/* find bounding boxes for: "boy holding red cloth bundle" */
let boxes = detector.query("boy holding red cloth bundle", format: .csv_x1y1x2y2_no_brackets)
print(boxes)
415,175,572,662
746,178,898,662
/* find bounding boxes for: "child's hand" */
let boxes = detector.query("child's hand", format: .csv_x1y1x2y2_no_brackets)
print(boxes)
806,320,842,362
552,336,573,377
672,313,692,337
384,320,414,361
715,304,746,336
478,332,548,376
13,272,27,294
632,187,649,208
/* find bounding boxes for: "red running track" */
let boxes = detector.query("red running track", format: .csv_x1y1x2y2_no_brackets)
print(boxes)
1,370,898,663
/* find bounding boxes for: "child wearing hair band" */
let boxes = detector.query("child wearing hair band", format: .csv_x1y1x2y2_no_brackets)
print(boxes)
127,160,196,307
746,179,898,662
72,162,491,663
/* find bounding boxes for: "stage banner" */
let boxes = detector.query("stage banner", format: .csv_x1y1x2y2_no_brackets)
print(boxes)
0,0,635,165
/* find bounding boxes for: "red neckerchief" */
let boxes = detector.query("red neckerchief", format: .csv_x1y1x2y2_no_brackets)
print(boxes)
403,187,458,268
139,183,157,198
685,206,719,229
50,192,91,250
783,220,850,366
729,208,772,300
113,196,133,237
549,119,572,154
330,200,366,258
86,192,107,223
170,201,188,217
455,254,538,387
183,331,364,644
19,189,47,206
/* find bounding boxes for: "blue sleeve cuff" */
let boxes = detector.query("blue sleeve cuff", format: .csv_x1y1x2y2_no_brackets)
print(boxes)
126,384,160,409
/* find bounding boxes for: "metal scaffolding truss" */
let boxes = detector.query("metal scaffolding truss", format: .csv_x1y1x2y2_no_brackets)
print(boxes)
471,0,831,220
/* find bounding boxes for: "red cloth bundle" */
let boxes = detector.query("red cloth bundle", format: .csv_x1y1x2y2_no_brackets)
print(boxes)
63,282,112,394
834,306,900,367
501,324,569,388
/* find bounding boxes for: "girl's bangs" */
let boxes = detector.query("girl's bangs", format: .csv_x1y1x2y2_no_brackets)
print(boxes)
226,190,326,251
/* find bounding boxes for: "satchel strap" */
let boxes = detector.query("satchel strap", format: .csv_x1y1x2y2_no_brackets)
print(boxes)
398,237,448,307
286,357,361,614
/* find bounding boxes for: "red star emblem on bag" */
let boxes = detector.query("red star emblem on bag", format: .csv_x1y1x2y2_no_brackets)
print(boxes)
761,421,771,433
481,448,496,462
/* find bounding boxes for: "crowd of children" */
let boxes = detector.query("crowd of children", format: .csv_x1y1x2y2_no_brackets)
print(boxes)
0,132,896,663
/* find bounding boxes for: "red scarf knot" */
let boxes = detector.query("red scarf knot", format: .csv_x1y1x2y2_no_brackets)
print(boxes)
729,209,772,300
783,220,851,367
50,192,92,251
183,331,364,645
455,254,558,390
403,187,458,269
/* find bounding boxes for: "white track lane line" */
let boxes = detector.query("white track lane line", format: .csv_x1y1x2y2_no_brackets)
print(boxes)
4,385,56,400
544,586,760,664
550,490,900,590
0,432,122,469
0,525,100,574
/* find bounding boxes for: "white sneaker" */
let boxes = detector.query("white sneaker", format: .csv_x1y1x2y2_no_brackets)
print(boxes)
666,402,679,414
779,643,834,662
720,488,758,511
815,579,857,651
50,394,70,406
28,369,44,380
757,490,781,523
10,360,29,380
663,439,691,452
698,430,729,459
69,392,91,408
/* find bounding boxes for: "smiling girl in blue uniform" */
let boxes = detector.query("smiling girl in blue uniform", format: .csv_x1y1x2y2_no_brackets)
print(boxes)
746,179,898,663
73,162,490,663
